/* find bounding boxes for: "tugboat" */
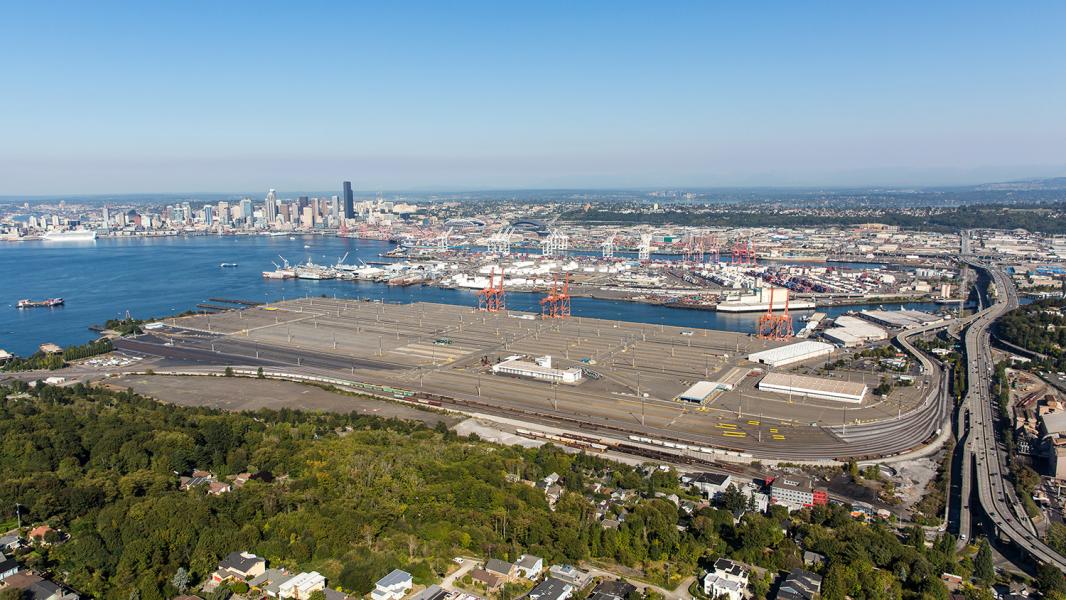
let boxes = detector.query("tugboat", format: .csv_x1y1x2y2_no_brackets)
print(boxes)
17,298,64,308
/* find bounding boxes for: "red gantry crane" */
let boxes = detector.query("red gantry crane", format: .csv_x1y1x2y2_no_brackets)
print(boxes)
731,237,757,265
478,268,506,312
756,287,794,340
540,273,572,319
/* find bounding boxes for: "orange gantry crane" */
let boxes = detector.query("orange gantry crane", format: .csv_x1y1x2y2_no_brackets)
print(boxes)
540,273,572,319
477,268,506,312
756,287,794,340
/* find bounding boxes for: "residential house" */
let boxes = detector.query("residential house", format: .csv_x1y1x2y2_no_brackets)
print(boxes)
941,573,963,592
547,565,592,590
371,569,413,600
28,526,55,544
802,552,824,568
589,580,636,600
212,551,267,583
683,473,733,500
0,536,20,553
515,555,544,580
528,578,574,600
0,553,20,582
485,559,514,579
470,569,504,591
180,471,216,491
207,481,232,495
0,572,79,600
703,575,744,600
278,572,326,600
410,585,449,600
711,558,749,586
776,569,822,600
704,558,749,600
249,568,293,598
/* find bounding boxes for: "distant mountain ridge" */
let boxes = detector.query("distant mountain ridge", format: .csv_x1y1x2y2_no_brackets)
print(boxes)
976,177,1066,191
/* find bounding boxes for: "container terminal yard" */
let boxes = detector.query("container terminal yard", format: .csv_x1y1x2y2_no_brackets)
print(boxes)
113,296,950,462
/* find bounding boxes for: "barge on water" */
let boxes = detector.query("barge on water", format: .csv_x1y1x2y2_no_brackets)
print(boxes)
17,298,64,309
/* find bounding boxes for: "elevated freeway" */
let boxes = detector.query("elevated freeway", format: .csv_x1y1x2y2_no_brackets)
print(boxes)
961,261,1066,570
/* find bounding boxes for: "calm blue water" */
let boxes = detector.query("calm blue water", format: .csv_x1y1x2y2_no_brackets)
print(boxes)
0,235,947,356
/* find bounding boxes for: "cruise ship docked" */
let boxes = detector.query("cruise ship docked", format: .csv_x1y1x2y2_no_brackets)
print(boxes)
42,229,97,242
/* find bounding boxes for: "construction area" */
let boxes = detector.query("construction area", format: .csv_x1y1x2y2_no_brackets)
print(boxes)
115,291,938,460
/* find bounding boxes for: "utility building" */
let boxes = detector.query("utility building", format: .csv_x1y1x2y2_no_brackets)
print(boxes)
492,355,583,384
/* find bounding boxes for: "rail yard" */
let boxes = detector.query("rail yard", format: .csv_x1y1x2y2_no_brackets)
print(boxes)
116,296,947,461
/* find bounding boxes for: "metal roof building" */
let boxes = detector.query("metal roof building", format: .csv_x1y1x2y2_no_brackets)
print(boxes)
758,372,867,403
746,341,834,368
677,381,725,403
821,315,888,347
859,309,942,329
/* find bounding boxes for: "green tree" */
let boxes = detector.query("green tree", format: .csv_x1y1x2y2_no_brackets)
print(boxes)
974,538,994,586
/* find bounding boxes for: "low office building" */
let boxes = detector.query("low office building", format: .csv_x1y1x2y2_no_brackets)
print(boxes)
757,372,867,404
492,356,583,384
770,475,828,510
747,341,834,368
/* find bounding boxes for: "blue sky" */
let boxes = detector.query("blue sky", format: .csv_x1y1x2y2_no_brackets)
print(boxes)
2,1,1065,193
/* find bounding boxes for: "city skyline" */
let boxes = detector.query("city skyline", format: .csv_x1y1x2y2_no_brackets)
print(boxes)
3,2,1066,193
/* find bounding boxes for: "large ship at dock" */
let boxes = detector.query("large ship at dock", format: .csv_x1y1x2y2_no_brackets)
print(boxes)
42,229,97,242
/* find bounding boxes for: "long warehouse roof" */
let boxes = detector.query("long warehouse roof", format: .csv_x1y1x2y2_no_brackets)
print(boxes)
747,341,834,364
758,371,868,400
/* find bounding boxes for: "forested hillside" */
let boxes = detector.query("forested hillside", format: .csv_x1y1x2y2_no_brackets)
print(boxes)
995,299,1066,370
2,380,1061,600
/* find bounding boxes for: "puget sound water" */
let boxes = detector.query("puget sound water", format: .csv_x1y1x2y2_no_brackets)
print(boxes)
0,234,948,356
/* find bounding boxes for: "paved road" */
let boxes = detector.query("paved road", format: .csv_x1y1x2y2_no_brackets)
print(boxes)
960,260,1066,570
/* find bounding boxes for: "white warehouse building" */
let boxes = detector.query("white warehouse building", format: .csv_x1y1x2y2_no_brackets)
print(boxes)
758,372,867,404
492,355,583,384
747,341,834,368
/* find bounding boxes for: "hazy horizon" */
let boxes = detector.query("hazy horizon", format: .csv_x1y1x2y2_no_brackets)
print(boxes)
4,2,1066,195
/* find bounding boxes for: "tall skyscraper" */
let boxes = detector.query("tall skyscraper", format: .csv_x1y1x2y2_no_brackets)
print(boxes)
265,189,278,224
240,198,253,222
102,205,110,226
342,181,354,219
204,205,214,227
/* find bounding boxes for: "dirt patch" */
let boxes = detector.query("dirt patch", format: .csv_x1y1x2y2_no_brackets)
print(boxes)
105,374,458,427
